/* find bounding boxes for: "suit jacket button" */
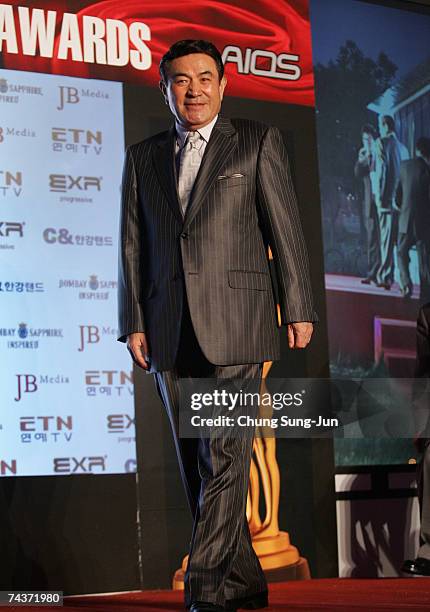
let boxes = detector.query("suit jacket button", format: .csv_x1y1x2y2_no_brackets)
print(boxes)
180,232,188,239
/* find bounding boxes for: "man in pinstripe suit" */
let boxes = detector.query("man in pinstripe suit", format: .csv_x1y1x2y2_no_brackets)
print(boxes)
118,40,316,612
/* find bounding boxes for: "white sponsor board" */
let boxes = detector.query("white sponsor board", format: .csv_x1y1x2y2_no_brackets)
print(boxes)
0,68,136,476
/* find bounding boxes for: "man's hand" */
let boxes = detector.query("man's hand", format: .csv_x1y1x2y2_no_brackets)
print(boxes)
287,322,313,349
358,147,367,163
392,199,401,213
127,332,150,370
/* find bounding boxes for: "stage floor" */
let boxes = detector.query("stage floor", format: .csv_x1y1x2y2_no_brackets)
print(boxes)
10,578,429,611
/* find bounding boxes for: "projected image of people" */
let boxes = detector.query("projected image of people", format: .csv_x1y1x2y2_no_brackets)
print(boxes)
311,0,430,466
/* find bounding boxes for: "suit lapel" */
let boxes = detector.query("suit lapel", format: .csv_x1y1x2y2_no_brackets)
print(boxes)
152,126,183,224
183,116,237,230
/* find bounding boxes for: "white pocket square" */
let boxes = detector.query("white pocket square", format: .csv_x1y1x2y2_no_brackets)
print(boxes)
217,173,245,179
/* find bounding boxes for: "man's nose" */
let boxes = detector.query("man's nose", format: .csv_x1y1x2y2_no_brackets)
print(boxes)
187,81,201,96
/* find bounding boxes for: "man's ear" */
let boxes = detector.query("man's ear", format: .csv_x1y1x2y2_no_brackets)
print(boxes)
219,75,227,101
159,80,168,103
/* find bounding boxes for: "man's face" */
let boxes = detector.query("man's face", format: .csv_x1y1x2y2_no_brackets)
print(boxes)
160,53,227,130
379,118,389,137
362,133,374,151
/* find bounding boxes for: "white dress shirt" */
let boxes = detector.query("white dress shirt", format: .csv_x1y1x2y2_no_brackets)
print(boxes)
175,114,218,170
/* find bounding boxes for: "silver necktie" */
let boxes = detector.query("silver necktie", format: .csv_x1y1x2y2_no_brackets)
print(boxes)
178,131,203,216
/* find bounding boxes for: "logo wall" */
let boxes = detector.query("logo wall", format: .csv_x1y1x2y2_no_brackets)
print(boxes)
0,67,135,476
0,1,314,106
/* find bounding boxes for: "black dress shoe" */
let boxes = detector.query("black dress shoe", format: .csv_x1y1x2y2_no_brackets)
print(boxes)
402,557,430,576
377,281,391,290
401,284,413,299
190,602,225,612
225,590,268,610
360,277,373,285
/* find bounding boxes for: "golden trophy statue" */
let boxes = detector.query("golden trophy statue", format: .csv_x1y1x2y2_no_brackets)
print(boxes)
245,359,310,582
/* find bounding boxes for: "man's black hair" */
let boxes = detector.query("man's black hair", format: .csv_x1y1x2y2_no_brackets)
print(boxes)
416,137,430,159
381,115,396,133
159,39,224,83
361,124,378,139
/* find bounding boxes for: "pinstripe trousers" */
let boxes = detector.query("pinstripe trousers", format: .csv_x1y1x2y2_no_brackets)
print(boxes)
154,293,268,608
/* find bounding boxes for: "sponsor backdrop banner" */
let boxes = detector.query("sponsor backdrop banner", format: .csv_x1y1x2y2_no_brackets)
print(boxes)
0,1,314,106
0,68,134,476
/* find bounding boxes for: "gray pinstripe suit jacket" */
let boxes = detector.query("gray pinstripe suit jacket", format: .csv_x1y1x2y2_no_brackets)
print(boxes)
118,115,316,372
